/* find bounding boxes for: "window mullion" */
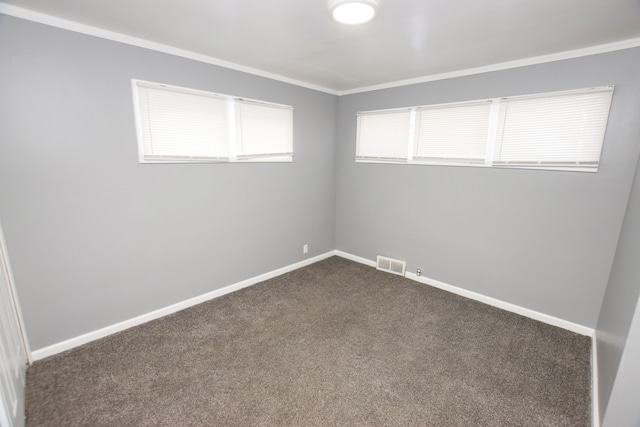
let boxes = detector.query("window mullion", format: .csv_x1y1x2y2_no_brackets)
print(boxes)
407,109,417,161
132,79,293,164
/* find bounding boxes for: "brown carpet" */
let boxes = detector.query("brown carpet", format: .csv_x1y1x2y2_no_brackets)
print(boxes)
26,256,591,426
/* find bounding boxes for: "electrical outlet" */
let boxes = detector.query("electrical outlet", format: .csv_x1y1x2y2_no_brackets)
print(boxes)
303,244,308,254
416,268,422,276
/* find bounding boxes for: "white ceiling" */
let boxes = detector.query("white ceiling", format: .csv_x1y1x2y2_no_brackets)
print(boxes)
2,0,640,94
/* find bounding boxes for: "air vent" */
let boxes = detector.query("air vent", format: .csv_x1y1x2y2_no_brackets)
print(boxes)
376,255,406,277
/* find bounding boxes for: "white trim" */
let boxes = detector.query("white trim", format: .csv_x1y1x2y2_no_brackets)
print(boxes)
2,2,640,97
26,246,601,425
31,251,335,361
592,332,600,427
130,79,146,163
134,79,295,110
0,220,32,365
334,251,594,336
0,3,338,96
334,250,377,267
131,78,295,164
338,38,640,96
406,272,593,335
355,86,612,173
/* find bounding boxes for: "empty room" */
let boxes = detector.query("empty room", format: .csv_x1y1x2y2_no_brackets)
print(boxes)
1,0,640,426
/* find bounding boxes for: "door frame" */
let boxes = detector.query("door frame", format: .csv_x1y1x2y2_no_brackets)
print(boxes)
0,220,31,364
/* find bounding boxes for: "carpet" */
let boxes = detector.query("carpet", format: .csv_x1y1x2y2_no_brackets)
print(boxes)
26,256,591,426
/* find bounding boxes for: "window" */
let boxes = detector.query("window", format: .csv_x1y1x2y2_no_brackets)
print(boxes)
356,109,411,161
356,86,613,172
493,90,612,168
132,80,293,163
414,101,492,165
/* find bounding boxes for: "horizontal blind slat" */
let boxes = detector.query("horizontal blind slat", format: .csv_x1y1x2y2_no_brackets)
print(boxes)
134,81,294,163
140,86,230,158
494,90,613,164
414,103,491,160
356,110,411,160
236,100,293,158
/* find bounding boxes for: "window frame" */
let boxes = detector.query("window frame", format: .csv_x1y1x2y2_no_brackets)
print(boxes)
355,86,614,172
131,79,294,164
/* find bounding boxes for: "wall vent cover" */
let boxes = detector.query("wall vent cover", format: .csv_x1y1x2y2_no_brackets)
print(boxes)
376,255,406,277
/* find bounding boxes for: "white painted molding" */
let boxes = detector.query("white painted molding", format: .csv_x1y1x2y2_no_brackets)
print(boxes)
0,219,32,365
2,2,640,97
335,250,594,336
406,272,594,336
337,38,640,96
0,3,338,96
334,250,377,268
29,244,597,361
31,251,335,361
592,332,600,427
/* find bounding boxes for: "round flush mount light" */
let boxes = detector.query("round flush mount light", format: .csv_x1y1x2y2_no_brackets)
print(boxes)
328,0,380,25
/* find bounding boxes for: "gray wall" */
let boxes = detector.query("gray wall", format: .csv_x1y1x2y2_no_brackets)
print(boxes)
335,49,640,327
597,151,640,424
3,11,640,358
601,297,640,426
0,16,338,350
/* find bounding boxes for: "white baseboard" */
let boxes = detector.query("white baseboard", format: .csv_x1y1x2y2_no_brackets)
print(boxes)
334,250,377,268
334,250,594,336
32,249,595,354
336,250,600,424
32,248,601,424
31,251,335,361
406,272,594,336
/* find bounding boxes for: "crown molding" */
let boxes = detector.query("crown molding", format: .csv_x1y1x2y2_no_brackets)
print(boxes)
337,37,640,95
2,2,640,97
0,3,339,95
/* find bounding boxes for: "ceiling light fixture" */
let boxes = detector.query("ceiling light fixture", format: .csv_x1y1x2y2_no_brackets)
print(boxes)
328,0,380,25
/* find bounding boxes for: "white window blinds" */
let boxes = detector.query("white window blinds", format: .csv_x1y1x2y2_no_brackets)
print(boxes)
356,110,411,161
137,83,230,161
132,80,294,163
236,100,293,159
493,89,613,169
355,86,613,172
414,102,491,164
